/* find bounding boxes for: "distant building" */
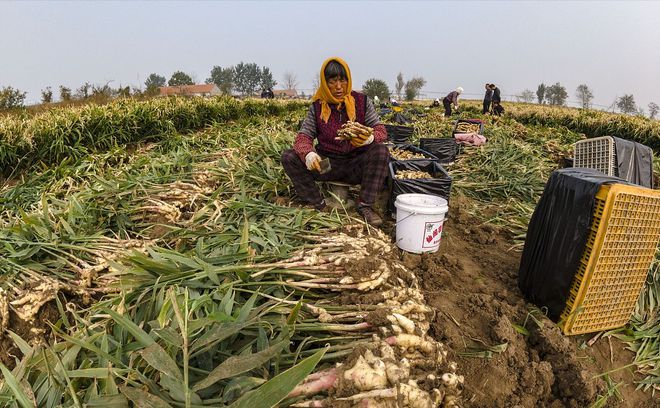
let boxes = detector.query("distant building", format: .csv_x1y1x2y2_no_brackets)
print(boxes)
159,84,221,97
273,89,298,99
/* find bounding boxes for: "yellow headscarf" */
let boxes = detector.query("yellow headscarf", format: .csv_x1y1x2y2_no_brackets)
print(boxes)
312,57,356,123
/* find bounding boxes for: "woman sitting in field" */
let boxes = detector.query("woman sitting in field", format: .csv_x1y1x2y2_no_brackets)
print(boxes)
281,57,389,226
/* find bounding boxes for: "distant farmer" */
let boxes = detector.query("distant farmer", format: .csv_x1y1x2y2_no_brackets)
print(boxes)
281,57,389,226
261,88,274,99
373,95,380,107
490,84,504,116
483,84,493,114
443,87,463,116
430,98,441,108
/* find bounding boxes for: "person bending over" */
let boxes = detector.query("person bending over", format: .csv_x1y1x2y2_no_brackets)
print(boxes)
443,87,463,116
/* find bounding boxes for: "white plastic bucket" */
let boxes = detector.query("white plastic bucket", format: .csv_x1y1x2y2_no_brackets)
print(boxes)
394,194,449,254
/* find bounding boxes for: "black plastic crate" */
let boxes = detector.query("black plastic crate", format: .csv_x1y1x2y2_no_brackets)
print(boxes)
389,144,439,162
452,119,484,135
419,138,460,164
388,160,452,213
384,124,414,145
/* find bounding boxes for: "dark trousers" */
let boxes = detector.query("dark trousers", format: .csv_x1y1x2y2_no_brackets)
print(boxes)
281,143,390,206
482,100,491,114
443,99,452,116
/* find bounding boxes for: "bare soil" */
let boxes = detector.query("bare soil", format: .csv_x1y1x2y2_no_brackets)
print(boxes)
385,197,657,407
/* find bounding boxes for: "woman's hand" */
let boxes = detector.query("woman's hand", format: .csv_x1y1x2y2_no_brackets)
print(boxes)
305,152,322,171
350,134,374,147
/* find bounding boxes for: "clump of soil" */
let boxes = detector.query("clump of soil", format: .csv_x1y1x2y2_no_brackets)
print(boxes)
0,301,60,368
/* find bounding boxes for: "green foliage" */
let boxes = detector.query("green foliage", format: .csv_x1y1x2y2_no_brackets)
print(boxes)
233,62,261,96
168,71,195,86
545,82,568,106
536,83,546,104
617,94,637,114
259,66,277,91
40,87,53,104
404,77,426,101
0,86,27,110
0,97,307,174
206,66,234,94
0,99,658,406
145,73,167,94
362,78,391,101
0,109,342,406
59,85,72,102
502,102,660,152
575,84,593,109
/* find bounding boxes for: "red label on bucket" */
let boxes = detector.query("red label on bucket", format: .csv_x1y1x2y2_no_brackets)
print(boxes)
422,221,443,248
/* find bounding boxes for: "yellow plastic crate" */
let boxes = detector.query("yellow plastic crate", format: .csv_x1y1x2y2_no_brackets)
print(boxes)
560,183,660,335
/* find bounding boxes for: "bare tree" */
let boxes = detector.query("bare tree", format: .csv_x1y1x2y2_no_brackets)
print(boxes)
283,71,299,91
575,84,594,109
648,102,659,119
312,74,320,91
395,72,404,100
516,89,535,103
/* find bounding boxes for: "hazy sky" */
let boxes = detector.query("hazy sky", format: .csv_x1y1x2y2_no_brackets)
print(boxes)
2,1,659,110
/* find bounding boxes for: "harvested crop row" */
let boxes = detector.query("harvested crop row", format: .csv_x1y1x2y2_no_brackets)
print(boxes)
0,224,462,407
455,123,481,134
390,149,426,161
395,170,433,180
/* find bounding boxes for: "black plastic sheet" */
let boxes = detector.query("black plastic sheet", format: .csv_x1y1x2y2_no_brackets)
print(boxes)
612,137,653,188
388,144,438,162
384,124,414,145
388,160,452,213
452,119,484,135
518,168,629,321
393,112,411,124
419,138,460,163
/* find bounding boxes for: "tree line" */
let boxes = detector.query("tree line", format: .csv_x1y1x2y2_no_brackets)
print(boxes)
1,68,658,119
361,72,426,102
512,83,657,118
145,62,277,97
0,61,280,109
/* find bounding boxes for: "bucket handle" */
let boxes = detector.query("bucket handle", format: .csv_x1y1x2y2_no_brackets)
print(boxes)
395,211,417,226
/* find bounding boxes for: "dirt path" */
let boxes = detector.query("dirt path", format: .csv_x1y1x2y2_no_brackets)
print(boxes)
388,198,656,407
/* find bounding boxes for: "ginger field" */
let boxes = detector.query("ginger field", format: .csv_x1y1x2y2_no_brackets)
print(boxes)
0,96,658,407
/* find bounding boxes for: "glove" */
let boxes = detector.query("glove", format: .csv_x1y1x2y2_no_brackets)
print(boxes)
350,134,374,148
305,152,321,172
454,104,459,110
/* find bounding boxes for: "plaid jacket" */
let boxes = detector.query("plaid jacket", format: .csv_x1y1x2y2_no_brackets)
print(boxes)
293,91,387,161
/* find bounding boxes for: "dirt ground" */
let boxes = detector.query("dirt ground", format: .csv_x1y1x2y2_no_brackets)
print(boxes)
385,196,657,408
